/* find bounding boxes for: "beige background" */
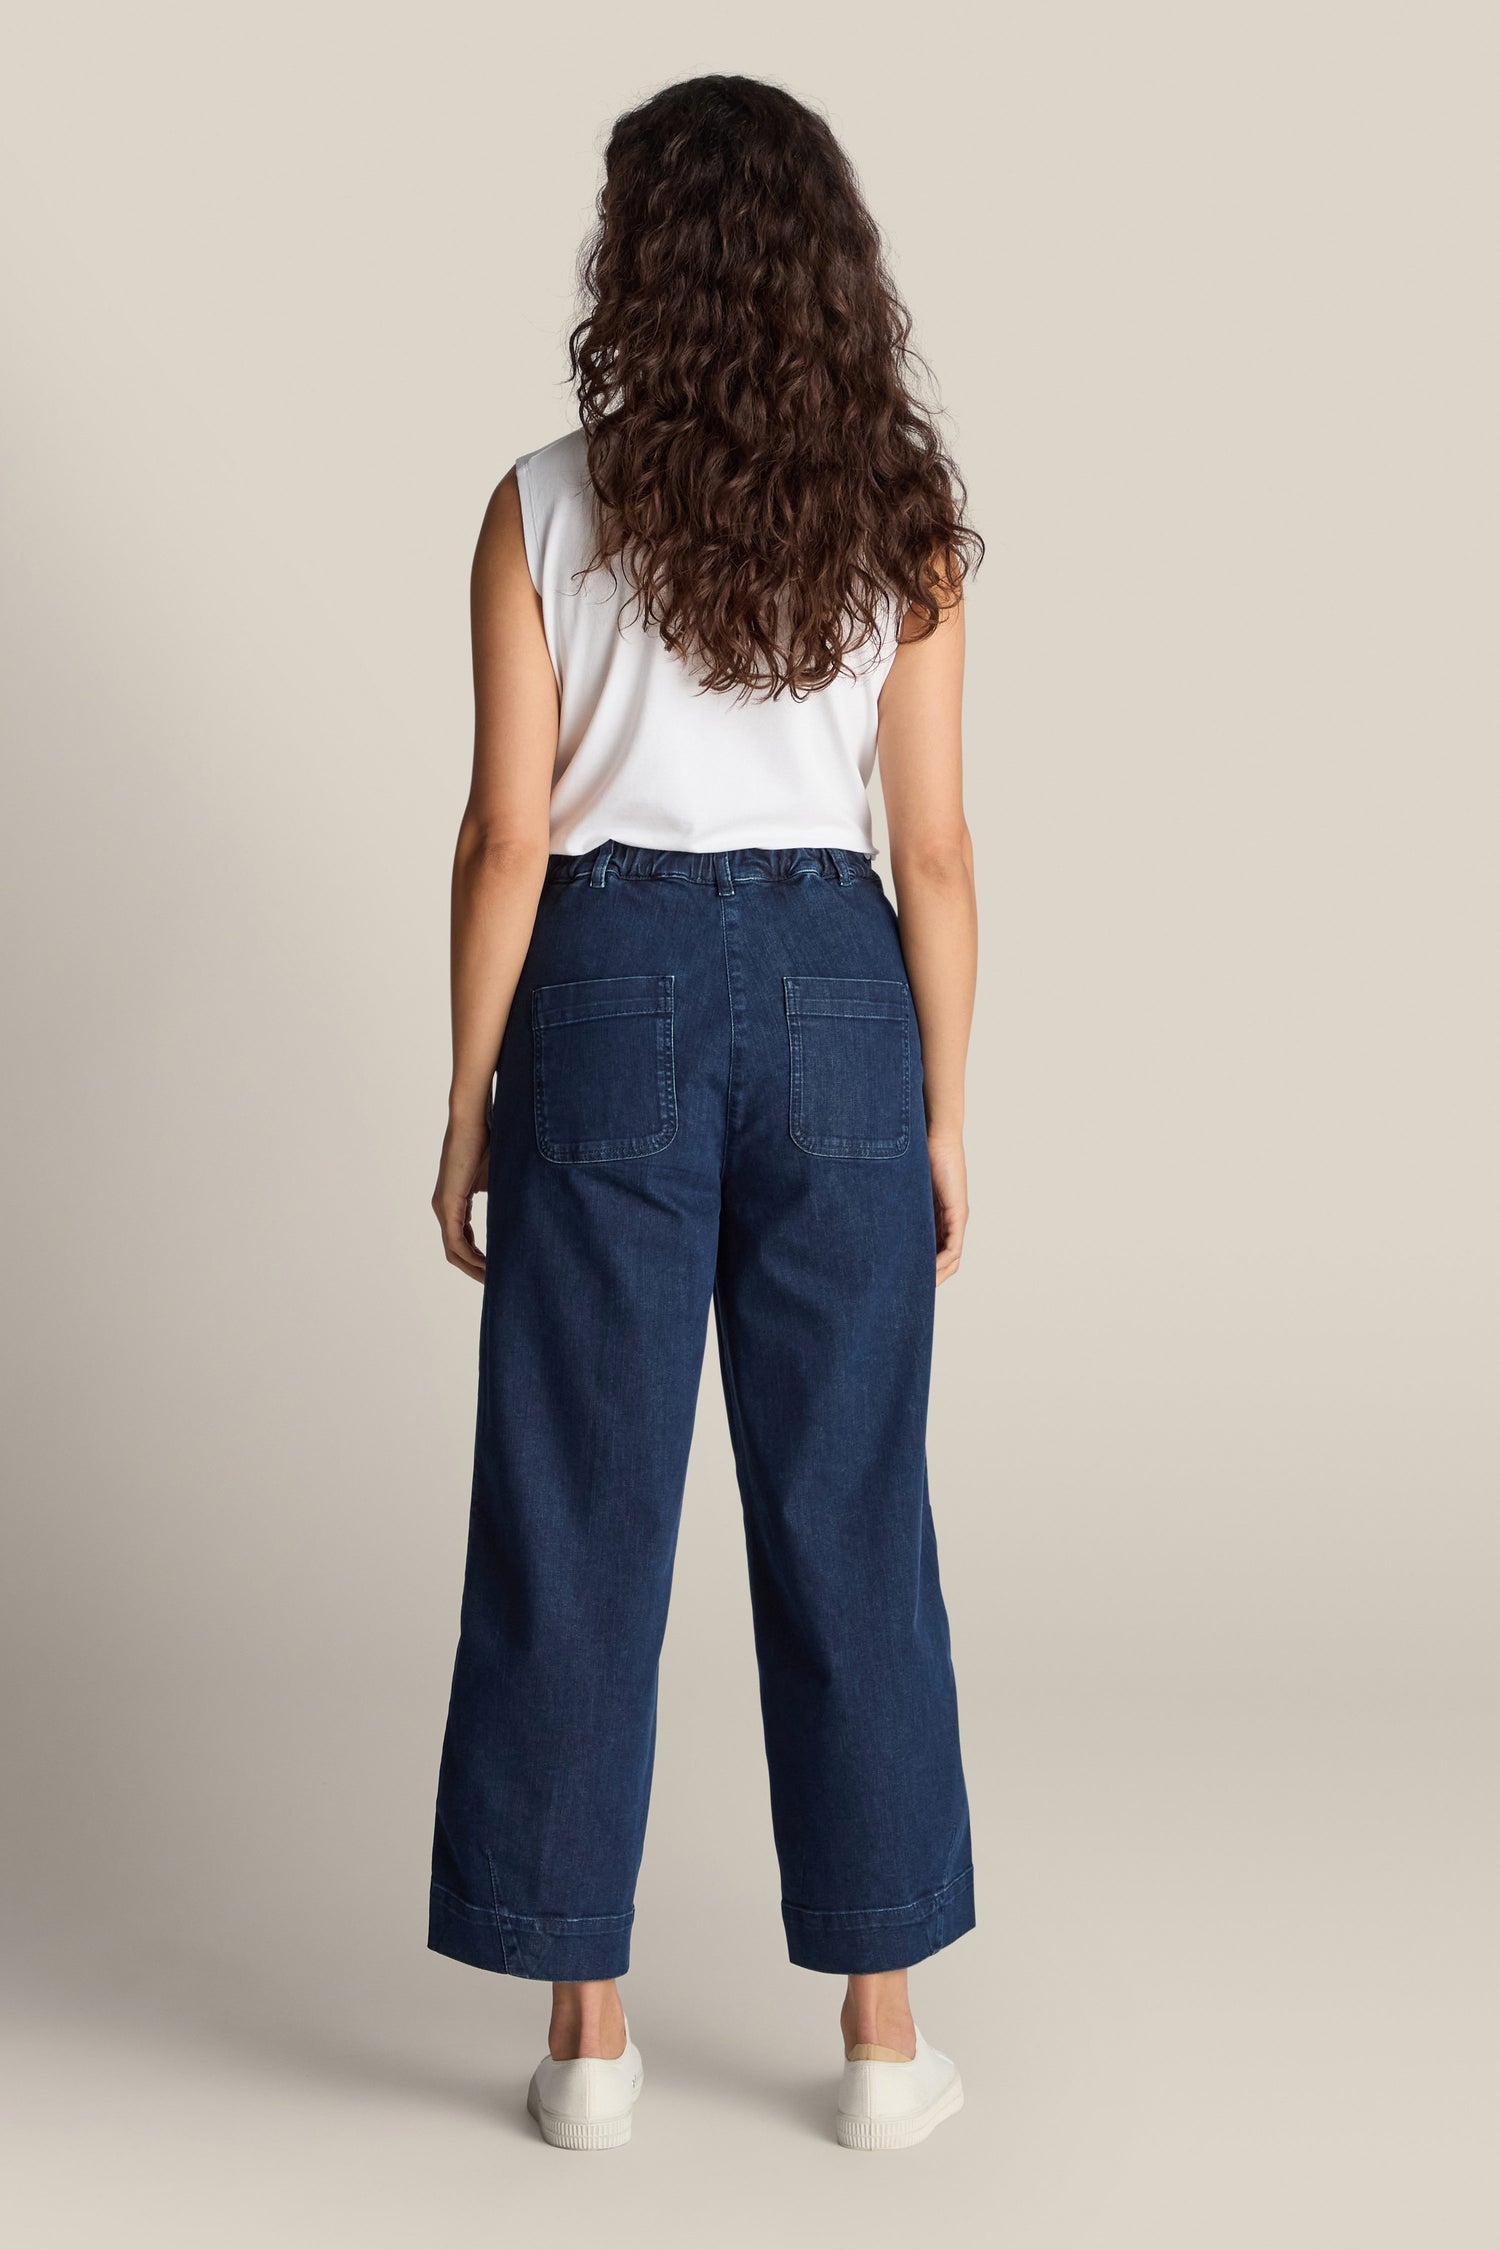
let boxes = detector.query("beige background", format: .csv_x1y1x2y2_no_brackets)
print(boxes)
2,2,1496,2242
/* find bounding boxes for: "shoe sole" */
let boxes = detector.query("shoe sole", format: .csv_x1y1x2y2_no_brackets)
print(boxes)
836,2073,964,2150
526,2078,637,2150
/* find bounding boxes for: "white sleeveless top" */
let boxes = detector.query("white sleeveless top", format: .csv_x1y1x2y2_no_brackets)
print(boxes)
515,429,902,856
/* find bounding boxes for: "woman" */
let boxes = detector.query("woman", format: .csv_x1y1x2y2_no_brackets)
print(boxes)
429,74,981,2152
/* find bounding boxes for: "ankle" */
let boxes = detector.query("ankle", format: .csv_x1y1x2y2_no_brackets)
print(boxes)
548,1980,626,2061
841,1974,916,2060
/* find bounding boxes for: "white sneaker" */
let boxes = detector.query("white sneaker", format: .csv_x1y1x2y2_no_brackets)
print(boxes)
525,2017,644,2150
836,2024,964,2150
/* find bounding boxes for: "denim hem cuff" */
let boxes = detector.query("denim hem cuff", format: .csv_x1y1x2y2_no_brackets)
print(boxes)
427,1882,634,1981
781,1865,976,1974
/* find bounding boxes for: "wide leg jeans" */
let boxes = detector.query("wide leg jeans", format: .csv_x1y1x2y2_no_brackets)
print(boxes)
429,842,974,1979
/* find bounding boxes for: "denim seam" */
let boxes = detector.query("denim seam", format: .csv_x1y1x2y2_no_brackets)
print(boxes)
493,1910,636,1933
431,1878,499,1926
543,868,875,888
438,1876,635,1939
531,974,674,1027
545,868,701,886
717,897,736,1177
780,1866,974,1933
483,1854,510,1972
713,1285,758,1531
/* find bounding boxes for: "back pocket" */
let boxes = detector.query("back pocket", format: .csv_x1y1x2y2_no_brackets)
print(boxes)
783,975,912,1160
532,974,677,1163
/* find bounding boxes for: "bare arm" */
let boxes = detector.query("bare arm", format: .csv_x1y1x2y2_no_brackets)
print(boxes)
431,470,560,1279
876,584,976,1284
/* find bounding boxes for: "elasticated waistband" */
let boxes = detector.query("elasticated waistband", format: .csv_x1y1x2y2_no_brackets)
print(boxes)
545,840,876,887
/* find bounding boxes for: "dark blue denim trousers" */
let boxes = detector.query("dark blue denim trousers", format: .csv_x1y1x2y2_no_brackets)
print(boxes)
429,841,974,1980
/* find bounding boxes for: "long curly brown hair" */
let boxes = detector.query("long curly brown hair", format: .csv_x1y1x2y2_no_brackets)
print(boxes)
566,76,983,701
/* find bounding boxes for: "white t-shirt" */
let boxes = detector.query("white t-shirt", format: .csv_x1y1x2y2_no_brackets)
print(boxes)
515,429,902,856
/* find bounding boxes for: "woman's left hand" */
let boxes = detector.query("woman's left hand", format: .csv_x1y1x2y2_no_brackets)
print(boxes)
432,1112,491,1282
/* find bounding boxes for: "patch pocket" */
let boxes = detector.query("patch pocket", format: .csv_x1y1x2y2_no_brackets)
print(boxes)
783,975,912,1160
532,974,677,1163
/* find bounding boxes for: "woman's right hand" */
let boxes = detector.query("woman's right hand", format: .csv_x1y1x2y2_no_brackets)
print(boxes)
928,1133,968,1286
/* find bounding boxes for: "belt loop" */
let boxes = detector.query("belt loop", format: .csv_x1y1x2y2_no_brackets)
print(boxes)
830,848,853,887
589,840,614,889
715,853,735,898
